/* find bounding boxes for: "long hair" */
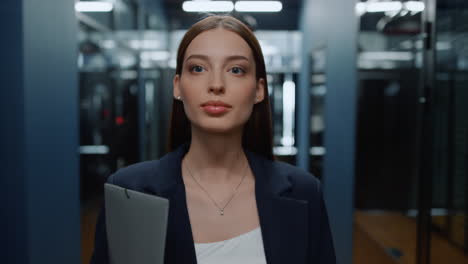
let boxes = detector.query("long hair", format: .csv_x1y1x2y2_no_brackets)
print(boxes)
168,15,273,160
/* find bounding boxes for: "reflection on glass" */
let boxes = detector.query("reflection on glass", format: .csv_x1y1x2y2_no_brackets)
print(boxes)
353,1,426,263
430,0,468,262
76,3,170,263
281,74,296,147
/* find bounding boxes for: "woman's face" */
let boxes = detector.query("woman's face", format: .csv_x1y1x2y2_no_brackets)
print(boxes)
173,28,265,134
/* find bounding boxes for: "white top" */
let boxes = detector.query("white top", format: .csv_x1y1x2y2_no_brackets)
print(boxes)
194,227,267,264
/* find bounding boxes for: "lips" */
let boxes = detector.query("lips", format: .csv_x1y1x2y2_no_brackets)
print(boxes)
200,100,232,115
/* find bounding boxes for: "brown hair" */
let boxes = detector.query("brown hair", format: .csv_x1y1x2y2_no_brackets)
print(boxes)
168,15,273,160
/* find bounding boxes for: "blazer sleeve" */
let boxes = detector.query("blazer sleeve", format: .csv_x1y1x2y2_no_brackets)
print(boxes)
314,182,336,264
89,175,114,264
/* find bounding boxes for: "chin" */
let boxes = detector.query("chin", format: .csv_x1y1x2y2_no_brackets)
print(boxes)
193,119,245,135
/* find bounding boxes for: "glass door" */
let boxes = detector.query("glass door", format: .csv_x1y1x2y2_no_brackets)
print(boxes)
428,0,468,263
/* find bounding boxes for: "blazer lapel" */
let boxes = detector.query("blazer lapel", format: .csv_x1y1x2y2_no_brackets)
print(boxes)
246,151,309,264
163,183,198,264
142,143,197,264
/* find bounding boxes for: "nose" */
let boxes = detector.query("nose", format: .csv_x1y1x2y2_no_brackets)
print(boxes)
208,71,225,95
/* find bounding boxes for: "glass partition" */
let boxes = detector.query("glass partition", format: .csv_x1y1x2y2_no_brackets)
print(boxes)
353,1,425,263
77,3,169,263
353,1,468,263
430,0,468,262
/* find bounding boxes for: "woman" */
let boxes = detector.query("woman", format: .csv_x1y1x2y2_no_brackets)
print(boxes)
91,15,336,264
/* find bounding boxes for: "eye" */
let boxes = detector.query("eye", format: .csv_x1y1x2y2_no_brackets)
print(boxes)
230,66,245,75
190,65,205,73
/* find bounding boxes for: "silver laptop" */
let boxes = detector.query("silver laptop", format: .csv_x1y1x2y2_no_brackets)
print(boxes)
104,183,169,264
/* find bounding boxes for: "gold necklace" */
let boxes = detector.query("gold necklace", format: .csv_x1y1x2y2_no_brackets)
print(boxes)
184,154,248,216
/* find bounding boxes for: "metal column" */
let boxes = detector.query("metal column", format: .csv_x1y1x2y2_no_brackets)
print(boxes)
416,0,437,263
322,1,358,263
299,0,357,263
1,0,80,263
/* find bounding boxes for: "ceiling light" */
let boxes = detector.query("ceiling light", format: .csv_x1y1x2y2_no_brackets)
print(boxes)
75,1,114,12
182,1,234,12
356,1,425,15
356,3,366,15
404,1,425,12
79,145,110,154
235,1,283,12
129,39,162,50
360,51,414,61
140,51,171,61
365,2,402,13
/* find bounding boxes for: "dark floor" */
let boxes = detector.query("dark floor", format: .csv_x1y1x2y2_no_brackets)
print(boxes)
80,203,468,264
354,211,468,264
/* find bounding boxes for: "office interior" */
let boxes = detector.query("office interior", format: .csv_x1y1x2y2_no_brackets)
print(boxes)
2,0,468,264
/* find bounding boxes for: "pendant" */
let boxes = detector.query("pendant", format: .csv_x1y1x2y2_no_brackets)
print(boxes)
220,210,224,216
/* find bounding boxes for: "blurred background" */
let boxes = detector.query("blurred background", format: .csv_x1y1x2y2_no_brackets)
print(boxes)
2,0,468,264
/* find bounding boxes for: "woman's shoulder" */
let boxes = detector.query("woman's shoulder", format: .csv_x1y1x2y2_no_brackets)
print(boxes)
270,158,321,185
269,159,322,200
106,149,180,191
248,150,320,189
108,160,160,185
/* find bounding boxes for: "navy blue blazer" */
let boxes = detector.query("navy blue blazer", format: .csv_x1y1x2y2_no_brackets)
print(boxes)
90,143,336,264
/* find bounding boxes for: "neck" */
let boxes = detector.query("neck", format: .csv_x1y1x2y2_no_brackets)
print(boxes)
183,126,246,184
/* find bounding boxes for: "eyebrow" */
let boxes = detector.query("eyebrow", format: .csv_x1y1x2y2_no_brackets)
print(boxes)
184,54,250,63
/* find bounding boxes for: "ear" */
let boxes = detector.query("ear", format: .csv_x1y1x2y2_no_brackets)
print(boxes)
173,74,181,99
255,78,265,104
